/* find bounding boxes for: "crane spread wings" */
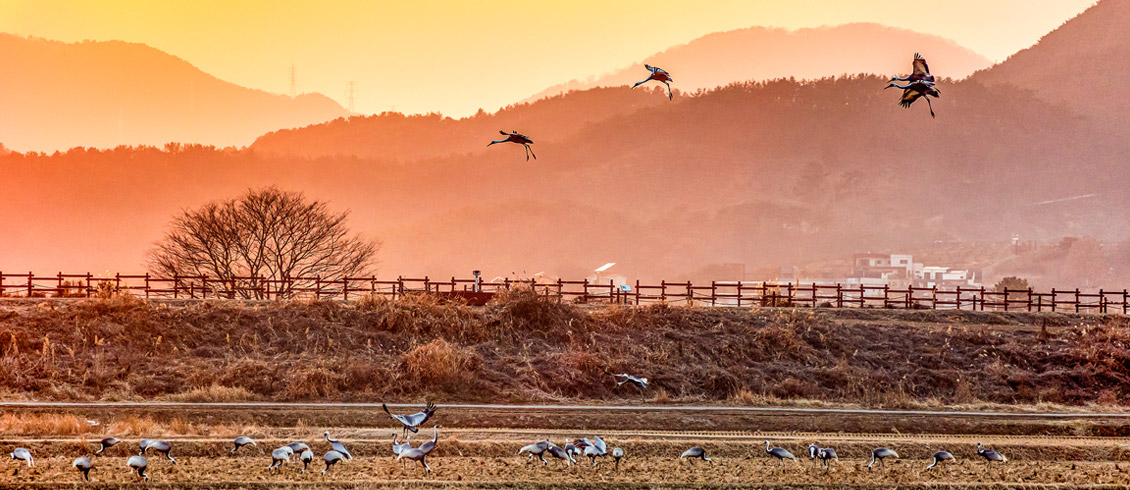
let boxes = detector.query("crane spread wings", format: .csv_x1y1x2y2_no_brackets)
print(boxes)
593,436,607,453
912,53,930,77
899,88,924,108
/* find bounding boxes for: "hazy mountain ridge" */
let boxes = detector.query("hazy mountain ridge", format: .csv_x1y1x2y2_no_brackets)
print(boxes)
3,5,1129,286
973,0,1130,123
4,76,1126,283
0,34,347,151
523,23,991,103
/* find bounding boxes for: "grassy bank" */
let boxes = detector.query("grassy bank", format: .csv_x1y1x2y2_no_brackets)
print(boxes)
0,291,1127,406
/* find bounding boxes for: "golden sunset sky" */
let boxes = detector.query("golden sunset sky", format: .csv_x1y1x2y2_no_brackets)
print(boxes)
1,0,1096,116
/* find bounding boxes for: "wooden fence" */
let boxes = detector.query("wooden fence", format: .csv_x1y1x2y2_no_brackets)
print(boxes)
0,271,1127,314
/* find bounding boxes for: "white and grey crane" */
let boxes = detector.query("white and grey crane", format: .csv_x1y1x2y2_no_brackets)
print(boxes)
126,455,148,481
612,447,625,470
680,446,712,463
926,450,956,469
890,52,936,84
142,439,176,463
632,64,675,100
137,439,153,455
231,436,257,455
322,450,345,476
72,456,94,481
765,440,797,466
383,403,438,437
808,443,838,470
564,439,581,460
95,437,120,455
396,446,434,474
268,447,291,472
417,426,438,456
392,434,411,457
869,447,900,470
323,431,353,460
546,443,574,466
976,442,1007,464
300,449,314,474
10,447,33,474
391,434,412,469
286,442,311,454
577,436,608,467
518,439,552,465
606,370,649,394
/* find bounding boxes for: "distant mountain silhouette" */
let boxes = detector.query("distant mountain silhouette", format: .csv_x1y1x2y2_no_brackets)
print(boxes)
5,76,1127,281
0,34,347,151
4,19,1128,285
973,0,1129,124
522,23,990,103
251,86,673,160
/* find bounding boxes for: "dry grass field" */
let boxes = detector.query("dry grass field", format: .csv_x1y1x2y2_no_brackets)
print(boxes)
3,424,1130,489
1,294,1129,487
1,291,1129,407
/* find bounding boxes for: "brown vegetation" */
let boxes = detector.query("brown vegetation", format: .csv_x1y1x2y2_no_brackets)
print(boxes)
0,292,1128,406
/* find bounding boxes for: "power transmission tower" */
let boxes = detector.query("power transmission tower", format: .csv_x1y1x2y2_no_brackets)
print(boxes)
289,64,297,98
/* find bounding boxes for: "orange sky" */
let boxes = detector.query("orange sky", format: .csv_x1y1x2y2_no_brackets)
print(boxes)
0,0,1096,117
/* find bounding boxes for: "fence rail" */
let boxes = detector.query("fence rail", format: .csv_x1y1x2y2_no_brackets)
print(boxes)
0,271,1127,314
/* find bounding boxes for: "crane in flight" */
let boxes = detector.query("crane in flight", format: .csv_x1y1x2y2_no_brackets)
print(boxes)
487,131,536,161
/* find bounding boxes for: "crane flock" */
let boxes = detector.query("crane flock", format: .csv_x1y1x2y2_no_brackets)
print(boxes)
488,53,941,162
0,402,1033,483
0,421,1047,485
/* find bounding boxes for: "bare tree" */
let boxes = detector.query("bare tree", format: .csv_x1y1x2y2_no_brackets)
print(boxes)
149,187,378,299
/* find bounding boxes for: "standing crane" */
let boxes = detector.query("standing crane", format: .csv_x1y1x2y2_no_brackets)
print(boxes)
126,455,148,481
808,443,838,470
10,447,33,472
72,456,94,481
765,440,797,467
142,440,176,463
518,439,551,465
322,450,345,476
487,131,537,161
926,450,956,469
546,444,574,466
268,447,291,472
680,446,712,463
612,448,625,470
286,442,311,454
573,437,608,467
231,436,257,455
397,447,434,474
632,64,675,100
976,442,1007,464
323,432,353,460
95,437,120,455
300,449,314,474
869,447,900,470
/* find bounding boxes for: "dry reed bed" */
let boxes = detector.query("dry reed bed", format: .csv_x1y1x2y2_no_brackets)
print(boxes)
0,291,1127,406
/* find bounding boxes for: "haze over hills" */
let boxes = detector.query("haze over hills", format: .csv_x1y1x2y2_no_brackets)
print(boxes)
0,34,348,152
973,0,1129,124
3,4,1129,288
522,23,991,103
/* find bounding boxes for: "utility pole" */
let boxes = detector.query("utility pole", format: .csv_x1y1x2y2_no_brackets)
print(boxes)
289,64,297,98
